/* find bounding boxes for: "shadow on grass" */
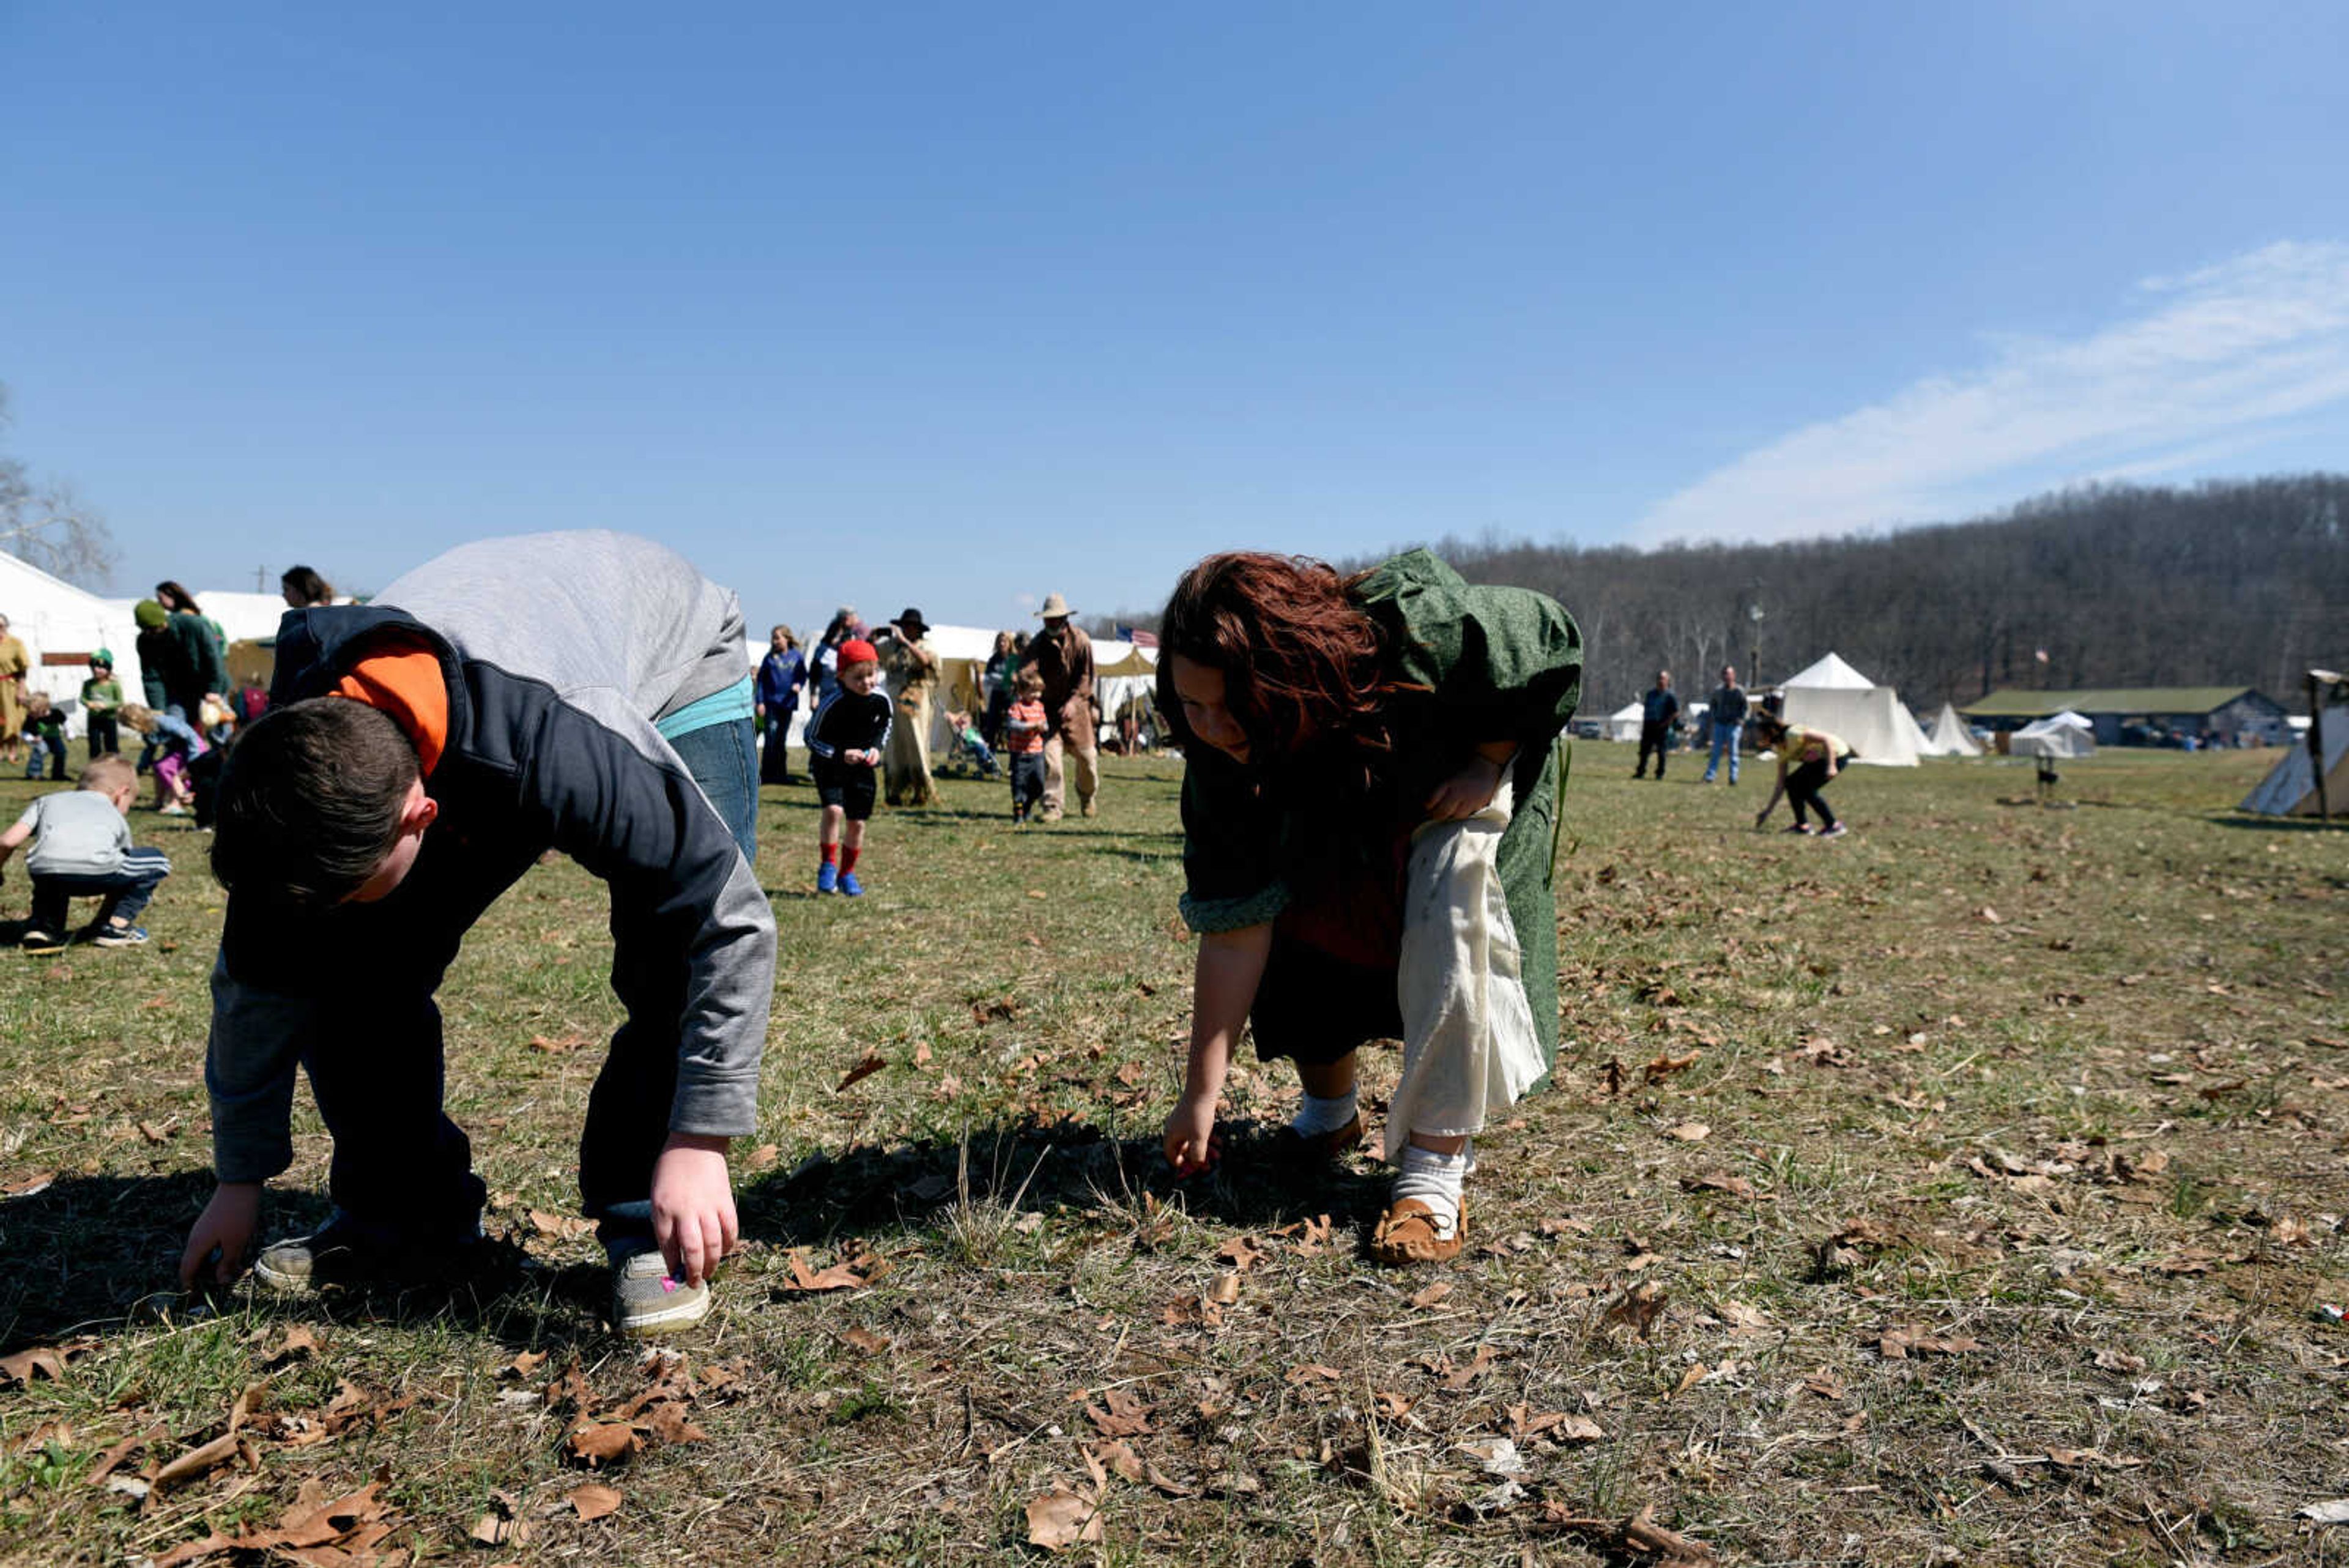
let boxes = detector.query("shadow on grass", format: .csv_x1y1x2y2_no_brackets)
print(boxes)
737,1114,1392,1256
0,1173,611,1357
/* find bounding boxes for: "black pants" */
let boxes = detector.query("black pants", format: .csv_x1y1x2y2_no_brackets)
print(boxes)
759,713,793,783
30,849,171,932
1787,757,1838,827
85,713,119,759
1635,720,1671,777
288,720,759,1240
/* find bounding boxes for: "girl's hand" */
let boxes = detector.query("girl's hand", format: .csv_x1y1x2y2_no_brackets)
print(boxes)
1162,1093,1222,1176
650,1133,739,1287
1425,754,1505,822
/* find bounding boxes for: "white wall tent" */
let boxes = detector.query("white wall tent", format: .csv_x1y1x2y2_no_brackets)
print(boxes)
0,552,147,734
1922,702,1983,757
1778,652,1920,767
1605,701,1644,742
2009,712,2096,759
2240,708,2349,816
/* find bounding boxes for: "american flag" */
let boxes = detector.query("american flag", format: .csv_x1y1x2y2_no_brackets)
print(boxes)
1118,626,1159,648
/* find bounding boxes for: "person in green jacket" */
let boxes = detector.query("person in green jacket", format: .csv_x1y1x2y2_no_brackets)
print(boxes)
81,650,124,759
1155,550,1581,1264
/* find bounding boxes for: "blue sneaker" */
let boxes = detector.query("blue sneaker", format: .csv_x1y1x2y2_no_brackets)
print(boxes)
838,871,864,897
817,861,839,894
94,924,149,948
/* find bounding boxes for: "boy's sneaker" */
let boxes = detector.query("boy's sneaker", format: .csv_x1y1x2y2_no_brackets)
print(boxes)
94,924,148,948
1819,822,1849,838
20,929,65,954
254,1214,487,1295
816,861,839,894
837,871,864,897
1782,823,1814,835
610,1245,711,1337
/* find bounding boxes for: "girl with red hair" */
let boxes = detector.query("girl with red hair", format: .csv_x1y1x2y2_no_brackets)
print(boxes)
1156,550,1581,1263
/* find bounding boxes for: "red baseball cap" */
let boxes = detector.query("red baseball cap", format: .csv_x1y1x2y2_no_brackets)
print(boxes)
837,638,879,667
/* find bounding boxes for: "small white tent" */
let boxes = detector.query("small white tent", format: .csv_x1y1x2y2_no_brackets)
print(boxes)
1,552,147,734
1779,652,1920,766
2010,711,2096,759
2240,709,2349,816
1922,702,1983,757
1605,701,1645,743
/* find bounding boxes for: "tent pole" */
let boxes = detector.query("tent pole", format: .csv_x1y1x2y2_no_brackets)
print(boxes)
2312,672,2330,824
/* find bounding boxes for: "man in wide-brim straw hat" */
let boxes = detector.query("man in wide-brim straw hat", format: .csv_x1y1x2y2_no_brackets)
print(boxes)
881,606,941,808
1029,592,1097,820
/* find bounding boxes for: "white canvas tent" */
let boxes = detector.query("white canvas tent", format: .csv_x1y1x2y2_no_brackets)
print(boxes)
2009,711,2096,759
1921,701,1983,757
1,552,147,735
1605,701,1644,743
2240,708,2349,816
1778,652,1920,766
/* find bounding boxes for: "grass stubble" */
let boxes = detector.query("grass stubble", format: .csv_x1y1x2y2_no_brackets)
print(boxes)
0,746,2342,1565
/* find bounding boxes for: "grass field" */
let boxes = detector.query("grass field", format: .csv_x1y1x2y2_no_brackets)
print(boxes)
1,742,2344,1566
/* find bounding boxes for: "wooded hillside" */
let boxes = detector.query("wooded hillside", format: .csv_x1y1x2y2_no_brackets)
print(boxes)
1373,475,2349,712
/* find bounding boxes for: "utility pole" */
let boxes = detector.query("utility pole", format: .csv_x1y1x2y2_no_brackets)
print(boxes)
253,564,267,593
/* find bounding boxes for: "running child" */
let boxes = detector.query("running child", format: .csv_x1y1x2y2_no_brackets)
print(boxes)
806,638,889,896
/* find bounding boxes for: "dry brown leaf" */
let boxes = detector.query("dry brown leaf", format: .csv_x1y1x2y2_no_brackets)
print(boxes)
0,1345,74,1386
2,1169,57,1198
1026,1489,1105,1550
1407,1281,1453,1310
1091,1438,1146,1484
568,1421,642,1466
1669,1362,1706,1397
1644,1050,1699,1084
1666,1121,1710,1142
1286,1362,1344,1386
1373,1390,1416,1419
528,1033,585,1053
2091,1347,2147,1375
528,1208,595,1240
746,1143,781,1171
1803,1370,1847,1399
1444,1345,1500,1390
835,1050,887,1092
1084,1386,1155,1437
841,1326,890,1354
150,1432,243,1490
1879,1326,1983,1359
499,1350,547,1380
1602,1282,1667,1339
1215,1235,1266,1273
1207,1273,1242,1305
1682,1172,1756,1199
781,1247,886,1293
570,1482,623,1521
262,1325,319,1366
640,1402,708,1444
471,1512,529,1547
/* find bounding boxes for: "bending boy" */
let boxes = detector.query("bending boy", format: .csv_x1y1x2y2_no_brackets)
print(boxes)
177,532,774,1337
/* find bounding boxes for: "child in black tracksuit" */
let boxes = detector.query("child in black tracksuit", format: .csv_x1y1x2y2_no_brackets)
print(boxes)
806,638,891,896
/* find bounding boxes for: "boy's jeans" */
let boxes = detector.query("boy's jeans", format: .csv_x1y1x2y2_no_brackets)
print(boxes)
29,848,172,933
1704,722,1743,784
295,718,759,1246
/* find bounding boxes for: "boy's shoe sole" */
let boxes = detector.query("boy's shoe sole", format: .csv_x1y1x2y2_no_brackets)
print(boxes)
20,932,65,955
1819,823,1849,838
612,1249,711,1337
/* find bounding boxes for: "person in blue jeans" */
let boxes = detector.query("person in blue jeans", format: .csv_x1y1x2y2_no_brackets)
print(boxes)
0,755,171,950
1702,664,1749,785
755,623,808,785
176,532,773,1342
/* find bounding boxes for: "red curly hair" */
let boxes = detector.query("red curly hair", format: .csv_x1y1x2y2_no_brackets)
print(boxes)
1155,552,1411,763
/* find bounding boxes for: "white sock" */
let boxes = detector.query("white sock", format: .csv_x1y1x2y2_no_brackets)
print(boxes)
1391,1145,1468,1236
1290,1086,1359,1138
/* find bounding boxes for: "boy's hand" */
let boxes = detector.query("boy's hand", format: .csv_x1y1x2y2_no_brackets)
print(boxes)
1162,1093,1222,1177
1425,754,1505,822
179,1181,262,1288
651,1132,738,1288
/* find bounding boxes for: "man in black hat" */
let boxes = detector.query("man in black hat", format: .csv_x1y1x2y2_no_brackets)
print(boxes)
879,607,940,807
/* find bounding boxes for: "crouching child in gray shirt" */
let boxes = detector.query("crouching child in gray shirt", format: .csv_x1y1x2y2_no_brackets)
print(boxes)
0,754,171,951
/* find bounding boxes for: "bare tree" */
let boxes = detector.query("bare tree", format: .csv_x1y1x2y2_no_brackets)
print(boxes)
0,386,118,588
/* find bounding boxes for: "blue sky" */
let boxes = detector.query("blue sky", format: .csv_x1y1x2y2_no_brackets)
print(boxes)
5,3,2346,636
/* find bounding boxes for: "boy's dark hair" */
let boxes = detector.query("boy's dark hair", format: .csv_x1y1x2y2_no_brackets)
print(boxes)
212,699,420,906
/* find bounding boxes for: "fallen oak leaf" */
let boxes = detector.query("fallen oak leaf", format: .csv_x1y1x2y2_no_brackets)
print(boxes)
567,1421,642,1466
1407,1281,1453,1310
1085,1386,1155,1436
1215,1235,1266,1273
834,1050,887,1093
1601,1282,1667,1339
1026,1489,1105,1550
570,1482,623,1520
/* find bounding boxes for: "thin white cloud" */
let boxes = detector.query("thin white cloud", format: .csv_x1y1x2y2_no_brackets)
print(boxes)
1634,240,2349,544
